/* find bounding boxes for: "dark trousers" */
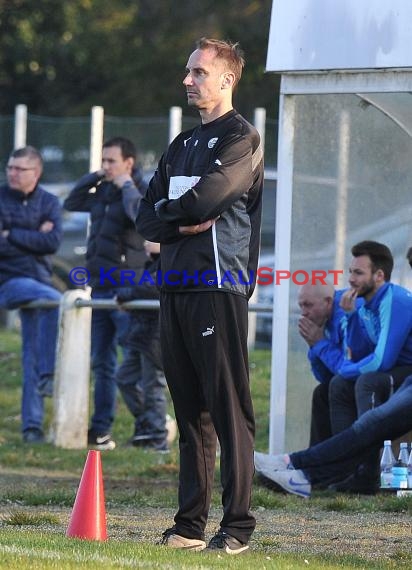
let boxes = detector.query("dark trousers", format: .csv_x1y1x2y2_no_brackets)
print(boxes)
116,349,167,440
160,291,256,544
329,366,412,434
310,382,332,446
328,366,412,483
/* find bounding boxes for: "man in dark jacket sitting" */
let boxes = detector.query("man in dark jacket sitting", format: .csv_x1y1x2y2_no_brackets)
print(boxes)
0,146,62,443
64,137,147,450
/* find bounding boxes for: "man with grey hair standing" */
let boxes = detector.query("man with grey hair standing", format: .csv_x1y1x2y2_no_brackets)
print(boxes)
0,146,62,443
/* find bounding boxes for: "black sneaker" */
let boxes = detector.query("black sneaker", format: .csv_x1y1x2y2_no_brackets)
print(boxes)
131,434,169,453
131,433,153,446
23,428,45,444
328,472,379,495
37,375,54,397
206,530,249,555
87,430,116,451
144,439,170,453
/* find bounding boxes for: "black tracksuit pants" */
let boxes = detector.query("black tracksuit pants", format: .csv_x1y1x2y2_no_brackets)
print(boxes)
160,290,256,544
310,382,332,446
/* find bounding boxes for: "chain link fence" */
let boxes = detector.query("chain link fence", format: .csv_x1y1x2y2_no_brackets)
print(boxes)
0,107,278,345
0,108,278,186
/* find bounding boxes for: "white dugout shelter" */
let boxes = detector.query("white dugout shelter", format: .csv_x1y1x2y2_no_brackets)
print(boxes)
267,0,412,453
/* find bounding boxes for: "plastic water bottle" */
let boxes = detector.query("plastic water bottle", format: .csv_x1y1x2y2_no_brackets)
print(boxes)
391,442,408,490
408,448,412,490
392,462,408,489
380,440,395,489
398,442,409,465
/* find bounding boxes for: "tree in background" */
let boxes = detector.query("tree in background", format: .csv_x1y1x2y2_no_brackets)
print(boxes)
0,0,279,121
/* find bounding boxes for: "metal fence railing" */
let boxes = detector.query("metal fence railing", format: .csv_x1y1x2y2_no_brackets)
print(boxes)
5,294,272,449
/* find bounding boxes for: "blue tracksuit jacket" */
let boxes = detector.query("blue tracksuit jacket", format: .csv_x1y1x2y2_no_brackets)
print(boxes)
339,282,412,378
307,289,369,382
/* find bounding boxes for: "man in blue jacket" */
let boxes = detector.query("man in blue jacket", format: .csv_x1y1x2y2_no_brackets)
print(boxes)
329,240,412,493
0,146,62,443
297,282,368,445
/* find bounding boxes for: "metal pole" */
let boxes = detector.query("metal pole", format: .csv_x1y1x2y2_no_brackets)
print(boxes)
87,106,104,239
23,295,270,448
334,110,350,287
169,106,182,143
254,107,266,153
248,108,267,349
269,92,296,454
14,104,27,149
90,106,104,172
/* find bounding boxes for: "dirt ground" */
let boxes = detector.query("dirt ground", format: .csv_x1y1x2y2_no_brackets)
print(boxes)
108,504,412,562
0,470,411,563
1,502,411,563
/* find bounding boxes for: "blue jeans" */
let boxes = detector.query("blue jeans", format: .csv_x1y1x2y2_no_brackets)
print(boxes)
290,375,412,485
329,366,412,434
0,277,60,434
328,366,412,483
89,289,130,435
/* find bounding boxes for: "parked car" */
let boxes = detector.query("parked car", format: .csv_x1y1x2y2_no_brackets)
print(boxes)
42,182,88,291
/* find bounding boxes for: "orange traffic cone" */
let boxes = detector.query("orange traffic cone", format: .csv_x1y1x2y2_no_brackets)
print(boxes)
66,450,108,540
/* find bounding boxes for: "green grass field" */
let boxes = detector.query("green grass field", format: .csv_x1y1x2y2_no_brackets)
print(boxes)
0,327,411,569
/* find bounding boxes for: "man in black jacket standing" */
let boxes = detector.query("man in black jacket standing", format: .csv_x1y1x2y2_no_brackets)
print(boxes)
64,137,147,450
137,38,263,554
0,146,62,443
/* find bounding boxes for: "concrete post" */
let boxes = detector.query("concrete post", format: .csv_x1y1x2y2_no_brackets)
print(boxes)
52,289,92,449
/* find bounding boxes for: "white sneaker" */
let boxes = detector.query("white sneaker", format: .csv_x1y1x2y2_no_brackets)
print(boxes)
254,451,289,473
262,468,311,498
87,431,116,451
160,528,206,551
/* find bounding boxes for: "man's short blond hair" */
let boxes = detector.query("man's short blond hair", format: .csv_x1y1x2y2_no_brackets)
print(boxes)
196,37,245,89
